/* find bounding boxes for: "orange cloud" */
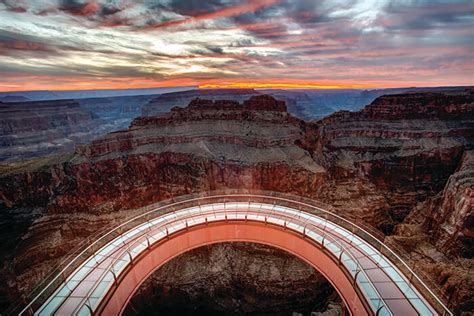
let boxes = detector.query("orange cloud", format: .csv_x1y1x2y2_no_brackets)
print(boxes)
0,75,199,92
199,82,371,89
1,74,472,93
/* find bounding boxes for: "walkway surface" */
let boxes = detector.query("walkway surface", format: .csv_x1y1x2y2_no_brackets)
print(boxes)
17,194,451,316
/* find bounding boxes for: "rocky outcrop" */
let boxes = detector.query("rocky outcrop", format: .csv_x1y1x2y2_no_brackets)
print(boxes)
141,89,260,116
317,90,474,233
0,95,167,161
141,88,330,120
124,242,341,315
360,92,474,120
256,89,336,119
388,150,474,312
423,150,474,257
0,100,103,161
1,95,324,217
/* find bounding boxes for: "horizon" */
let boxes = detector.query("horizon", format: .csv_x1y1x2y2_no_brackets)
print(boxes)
1,0,473,91
1,84,473,94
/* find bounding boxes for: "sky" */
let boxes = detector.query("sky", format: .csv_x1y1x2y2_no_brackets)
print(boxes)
0,0,473,91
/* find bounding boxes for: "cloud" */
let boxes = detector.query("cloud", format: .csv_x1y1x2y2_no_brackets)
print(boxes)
0,0,472,91
141,0,282,29
381,2,474,32
0,30,58,56
58,0,100,16
99,3,123,16
0,0,27,13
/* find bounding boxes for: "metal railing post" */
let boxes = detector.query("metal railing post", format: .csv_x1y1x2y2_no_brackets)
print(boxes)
353,269,361,286
338,250,344,266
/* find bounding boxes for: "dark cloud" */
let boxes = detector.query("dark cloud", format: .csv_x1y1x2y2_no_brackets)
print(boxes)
0,29,125,58
225,0,331,42
382,3,474,31
51,1,132,27
152,0,240,17
0,62,159,79
100,3,123,16
206,45,224,54
59,0,100,16
0,0,27,13
189,45,225,55
0,30,57,55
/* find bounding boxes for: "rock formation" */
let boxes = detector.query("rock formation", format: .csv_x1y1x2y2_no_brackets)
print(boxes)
0,91,472,313
141,89,260,117
0,100,103,161
77,95,158,132
428,150,474,257
388,152,474,312
124,243,341,315
1,95,324,216
0,95,168,161
317,91,473,232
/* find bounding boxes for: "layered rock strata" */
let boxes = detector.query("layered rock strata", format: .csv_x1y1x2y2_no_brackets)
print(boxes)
141,89,260,116
0,95,165,161
0,100,103,161
124,243,341,316
317,91,473,233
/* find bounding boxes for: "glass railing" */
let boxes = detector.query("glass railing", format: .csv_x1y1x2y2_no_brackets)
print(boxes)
7,189,451,316
36,204,391,315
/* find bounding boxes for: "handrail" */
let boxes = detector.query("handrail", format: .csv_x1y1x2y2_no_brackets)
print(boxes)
8,189,451,316
90,206,391,314
270,195,451,316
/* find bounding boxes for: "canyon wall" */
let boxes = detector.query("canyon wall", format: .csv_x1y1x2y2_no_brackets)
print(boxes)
142,89,260,116
0,95,167,161
429,150,474,257
317,91,473,233
0,100,103,161
124,242,341,315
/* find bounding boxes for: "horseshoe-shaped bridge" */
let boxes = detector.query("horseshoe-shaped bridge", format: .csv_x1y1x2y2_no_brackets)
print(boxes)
16,192,451,316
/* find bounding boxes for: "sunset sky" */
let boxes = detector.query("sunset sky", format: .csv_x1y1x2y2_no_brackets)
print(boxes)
0,0,473,91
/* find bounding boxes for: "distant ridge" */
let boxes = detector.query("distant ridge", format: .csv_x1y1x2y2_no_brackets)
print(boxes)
0,86,196,102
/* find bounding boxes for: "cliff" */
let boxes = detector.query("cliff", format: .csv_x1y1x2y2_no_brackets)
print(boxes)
0,95,323,216
124,242,341,315
317,90,473,233
426,150,473,257
0,95,166,161
360,92,474,120
0,100,103,161
141,89,260,116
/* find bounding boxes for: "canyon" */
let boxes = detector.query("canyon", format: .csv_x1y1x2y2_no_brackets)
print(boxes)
2,87,469,162
124,242,340,316
0,90,472,314
0,100,102,161
0,95,160,161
